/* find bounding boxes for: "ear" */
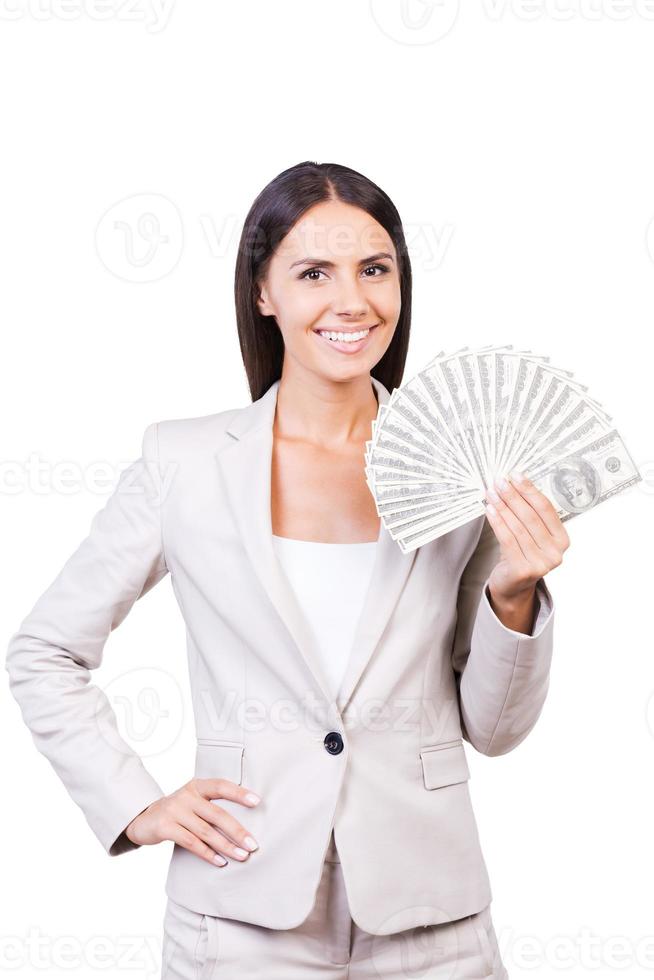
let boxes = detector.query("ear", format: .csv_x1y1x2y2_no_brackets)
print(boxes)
256,282,273,317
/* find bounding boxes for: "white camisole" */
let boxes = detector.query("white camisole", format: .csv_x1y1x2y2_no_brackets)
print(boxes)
271,534,378,701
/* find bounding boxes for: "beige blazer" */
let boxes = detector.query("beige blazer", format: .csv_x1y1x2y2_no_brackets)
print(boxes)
5,375,554,935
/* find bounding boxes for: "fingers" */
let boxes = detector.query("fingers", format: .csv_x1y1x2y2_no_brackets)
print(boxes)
483,495,525,563
196,777,261,809
193,795,259,858
487,472,568,566
192,778,261,866
487,476,551,551
484,498,543,574
182,809,257,865
166,822,230,867
506,470,570,551
136,779,263,867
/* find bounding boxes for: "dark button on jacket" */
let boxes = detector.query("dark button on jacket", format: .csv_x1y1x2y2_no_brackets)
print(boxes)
323,731,344,755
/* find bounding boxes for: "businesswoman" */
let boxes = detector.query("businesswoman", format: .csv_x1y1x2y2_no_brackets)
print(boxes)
6,161,569,979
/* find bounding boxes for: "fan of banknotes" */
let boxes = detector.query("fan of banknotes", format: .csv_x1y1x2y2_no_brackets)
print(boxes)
365,345,641,554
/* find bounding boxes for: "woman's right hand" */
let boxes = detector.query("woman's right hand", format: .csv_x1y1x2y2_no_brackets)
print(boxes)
124,778,261,867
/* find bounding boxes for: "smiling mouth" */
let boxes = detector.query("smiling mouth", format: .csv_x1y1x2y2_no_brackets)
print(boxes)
314,323,379,344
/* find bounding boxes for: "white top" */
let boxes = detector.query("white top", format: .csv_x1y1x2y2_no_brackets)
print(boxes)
271,534,378,700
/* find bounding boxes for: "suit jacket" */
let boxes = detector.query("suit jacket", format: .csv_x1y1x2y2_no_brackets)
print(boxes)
5,375,555,934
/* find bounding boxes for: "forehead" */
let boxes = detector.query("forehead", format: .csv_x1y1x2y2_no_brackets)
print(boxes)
272,200,395,263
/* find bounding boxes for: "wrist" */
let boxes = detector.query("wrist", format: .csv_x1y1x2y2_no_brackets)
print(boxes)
486,583,538,634
125,802,152,843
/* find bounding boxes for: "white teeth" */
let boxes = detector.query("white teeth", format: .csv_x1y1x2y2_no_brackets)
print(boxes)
318,328,370,343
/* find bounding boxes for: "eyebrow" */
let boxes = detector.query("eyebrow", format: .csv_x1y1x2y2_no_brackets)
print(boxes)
289,251,395,270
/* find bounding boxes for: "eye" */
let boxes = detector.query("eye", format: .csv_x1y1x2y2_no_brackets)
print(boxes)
363,263,390,277
299,268,327,281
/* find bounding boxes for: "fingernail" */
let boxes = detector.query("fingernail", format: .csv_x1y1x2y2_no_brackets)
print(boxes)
244,836,259,851
244,792,260,805
213,854,227,866
496,477,509,491
233,847,249,859
487,487,500,503
510,470,524,483
486,502,496,515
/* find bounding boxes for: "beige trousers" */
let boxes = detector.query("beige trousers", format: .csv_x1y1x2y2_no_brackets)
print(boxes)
161,830,509,979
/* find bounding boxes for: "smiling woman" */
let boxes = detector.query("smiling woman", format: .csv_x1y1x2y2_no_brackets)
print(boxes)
234,160,412,403
6,161,555,980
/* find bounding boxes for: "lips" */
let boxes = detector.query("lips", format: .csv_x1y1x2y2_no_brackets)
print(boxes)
313,323,379,354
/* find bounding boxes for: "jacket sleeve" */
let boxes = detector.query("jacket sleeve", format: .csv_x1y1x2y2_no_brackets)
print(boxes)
450,515,555,756
5,422,168,856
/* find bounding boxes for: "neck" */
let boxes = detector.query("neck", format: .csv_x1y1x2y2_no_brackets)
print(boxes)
273,371,379,447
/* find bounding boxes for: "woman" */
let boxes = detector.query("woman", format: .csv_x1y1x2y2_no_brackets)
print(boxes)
6,161,569,978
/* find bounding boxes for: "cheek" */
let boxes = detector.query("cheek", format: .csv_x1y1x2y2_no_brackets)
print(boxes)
377,281,402,322
283,288,325,331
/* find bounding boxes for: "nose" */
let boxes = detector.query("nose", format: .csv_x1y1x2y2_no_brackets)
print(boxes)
332,277,370,320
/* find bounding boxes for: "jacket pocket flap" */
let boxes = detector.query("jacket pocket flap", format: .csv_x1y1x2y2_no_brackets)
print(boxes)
420,740,470,790
195,740,244,786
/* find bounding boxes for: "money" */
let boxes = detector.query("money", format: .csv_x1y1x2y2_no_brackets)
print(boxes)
365,345,641,553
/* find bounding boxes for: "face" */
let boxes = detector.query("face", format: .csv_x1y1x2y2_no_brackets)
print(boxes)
256,200,402,383
560,472,593,508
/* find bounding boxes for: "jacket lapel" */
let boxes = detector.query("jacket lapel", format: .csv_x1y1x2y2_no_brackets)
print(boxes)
214,376,418,715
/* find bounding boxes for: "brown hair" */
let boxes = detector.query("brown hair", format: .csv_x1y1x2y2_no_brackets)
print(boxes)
234,160,412,402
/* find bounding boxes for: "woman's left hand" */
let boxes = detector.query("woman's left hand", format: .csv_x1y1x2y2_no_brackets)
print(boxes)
484,470,570,618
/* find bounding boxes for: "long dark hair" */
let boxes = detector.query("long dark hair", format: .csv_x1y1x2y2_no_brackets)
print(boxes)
234,161,412,402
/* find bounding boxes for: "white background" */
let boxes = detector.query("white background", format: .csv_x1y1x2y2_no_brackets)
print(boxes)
2,2,654,977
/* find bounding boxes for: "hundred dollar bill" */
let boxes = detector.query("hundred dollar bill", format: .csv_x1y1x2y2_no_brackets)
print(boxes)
520,429,642,522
